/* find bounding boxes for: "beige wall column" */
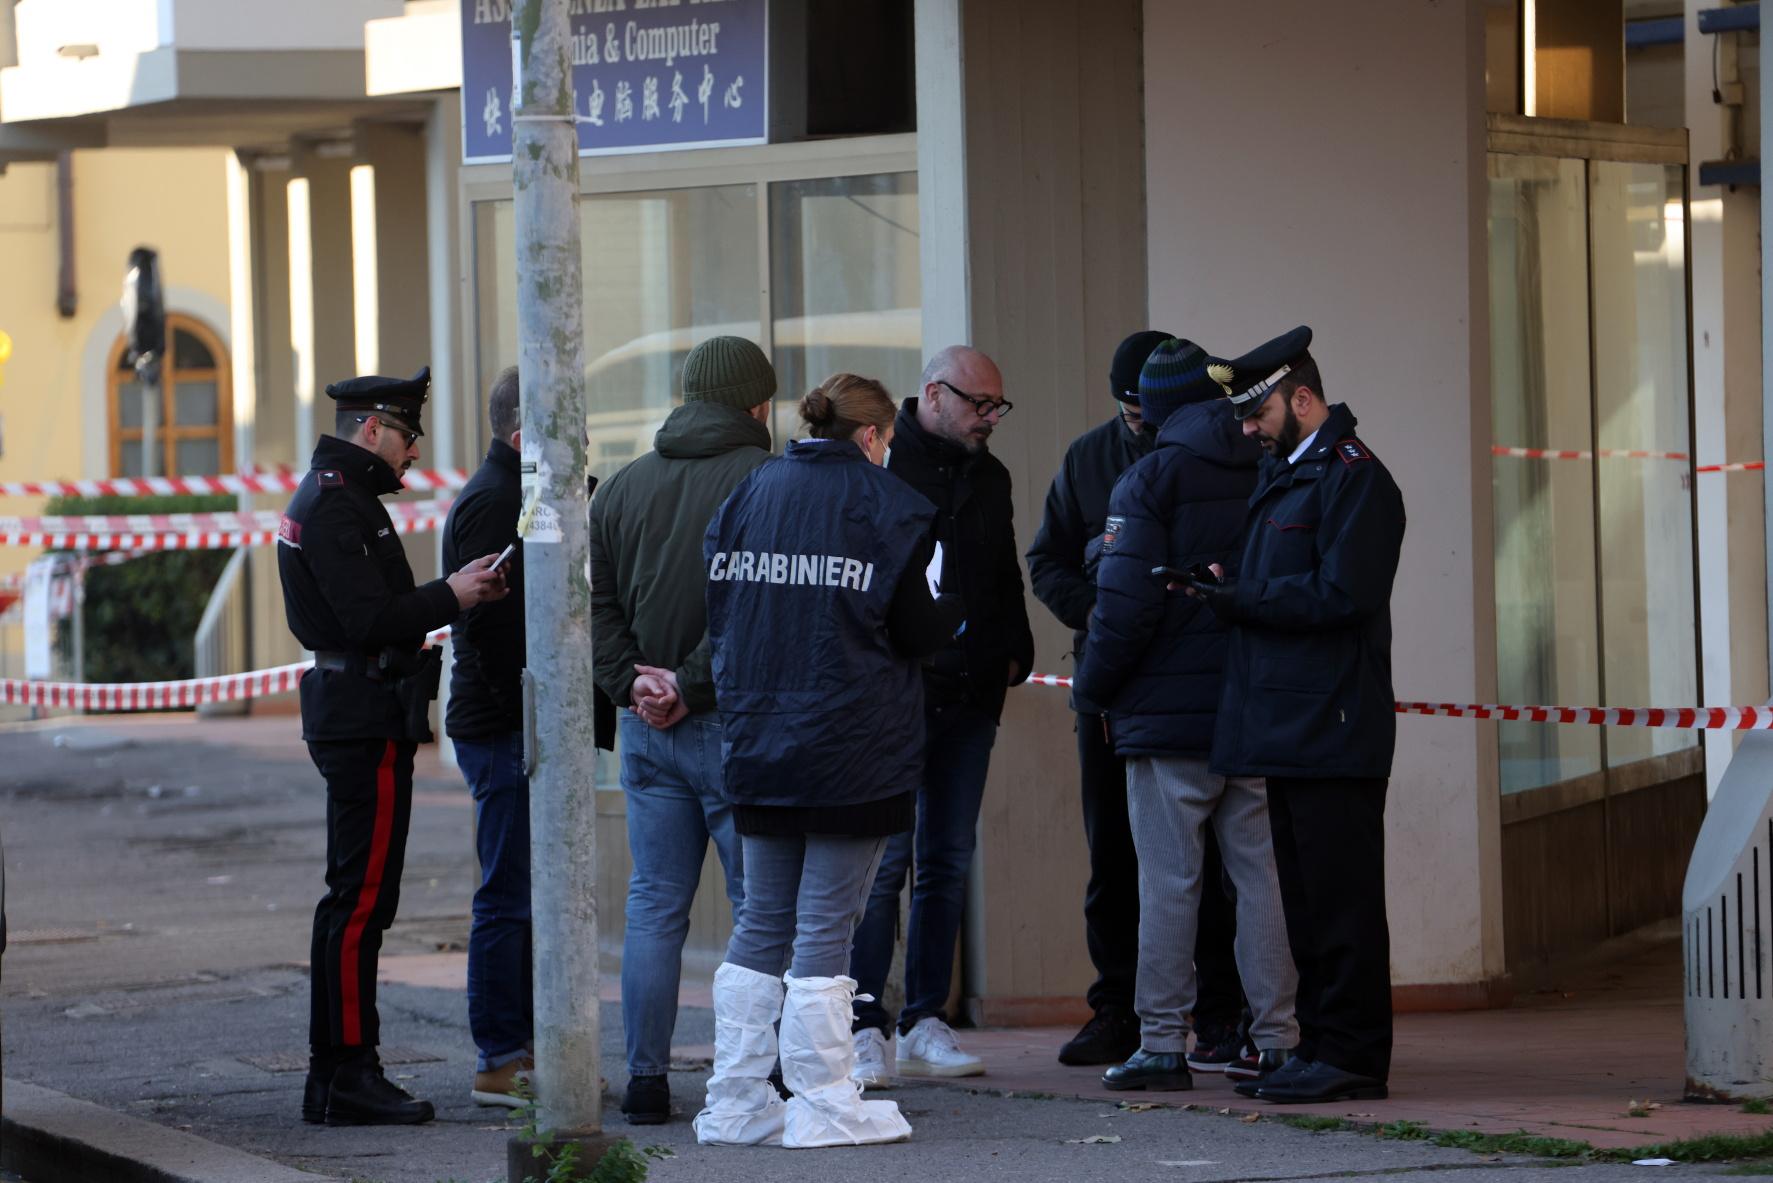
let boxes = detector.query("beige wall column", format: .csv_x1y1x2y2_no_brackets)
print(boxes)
916,0,1150,1024
1687,1,1767,797
356,120,432,383
289,145,358,449
1143,2,1506,1000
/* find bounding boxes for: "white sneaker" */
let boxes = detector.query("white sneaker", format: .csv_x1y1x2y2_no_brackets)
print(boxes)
851,1027,895,1090
895,1017,984,1078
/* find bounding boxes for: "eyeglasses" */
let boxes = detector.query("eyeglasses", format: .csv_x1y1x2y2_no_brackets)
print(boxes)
936,380,1013,420
356,415,419,447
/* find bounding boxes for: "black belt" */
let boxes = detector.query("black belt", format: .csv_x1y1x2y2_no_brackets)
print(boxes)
313,650,375,676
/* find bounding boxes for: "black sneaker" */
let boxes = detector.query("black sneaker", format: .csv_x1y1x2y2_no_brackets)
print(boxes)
1225,1045,1287,1082
1057,1005,1141,1066
621,1074,670,1125
1185,1021,1241,1072
324,1061,435,1126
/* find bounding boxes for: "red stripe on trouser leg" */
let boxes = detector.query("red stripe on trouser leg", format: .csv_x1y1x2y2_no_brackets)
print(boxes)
339,740,398,1046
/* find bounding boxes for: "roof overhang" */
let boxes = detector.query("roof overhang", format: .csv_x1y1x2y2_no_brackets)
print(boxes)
0,47,433,161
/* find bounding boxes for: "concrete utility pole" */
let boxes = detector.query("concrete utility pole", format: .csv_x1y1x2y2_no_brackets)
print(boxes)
510,0,607,1171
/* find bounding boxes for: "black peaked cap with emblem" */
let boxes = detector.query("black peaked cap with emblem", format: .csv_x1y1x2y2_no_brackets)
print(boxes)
1210,326,1313,421
325,366,431,436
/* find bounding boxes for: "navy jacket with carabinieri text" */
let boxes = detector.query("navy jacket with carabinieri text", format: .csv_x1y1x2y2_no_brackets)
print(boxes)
705,438,957,829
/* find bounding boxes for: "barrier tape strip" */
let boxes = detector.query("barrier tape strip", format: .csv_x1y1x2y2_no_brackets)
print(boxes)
0,512,445,552
0,629,453,711
1495,444,1766,473
1492,445,1691,462
1024,673,1772,729
10,650,1770,724
0,467,468,498
0,498,450,539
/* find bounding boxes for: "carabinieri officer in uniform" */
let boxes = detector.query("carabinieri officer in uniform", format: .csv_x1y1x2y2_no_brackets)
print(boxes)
279,368,507,1126
1186,327,1407,1105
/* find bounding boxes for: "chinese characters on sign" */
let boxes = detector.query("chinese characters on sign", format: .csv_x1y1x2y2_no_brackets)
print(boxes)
461,0,768,163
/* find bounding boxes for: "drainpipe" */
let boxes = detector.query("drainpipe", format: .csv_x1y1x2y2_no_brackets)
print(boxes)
56,153,75,319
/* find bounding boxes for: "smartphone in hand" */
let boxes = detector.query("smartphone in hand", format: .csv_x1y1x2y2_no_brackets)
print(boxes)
491,542,518,572
1151,563,1218,584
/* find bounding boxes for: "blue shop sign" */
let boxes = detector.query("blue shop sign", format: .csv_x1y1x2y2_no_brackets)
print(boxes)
462,0,767,164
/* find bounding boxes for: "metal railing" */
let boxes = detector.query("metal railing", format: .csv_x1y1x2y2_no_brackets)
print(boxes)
192,547,251,717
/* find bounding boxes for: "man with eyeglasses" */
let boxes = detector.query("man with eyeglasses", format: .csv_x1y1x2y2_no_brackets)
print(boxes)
849,345,1035,1084
278,367,508,1127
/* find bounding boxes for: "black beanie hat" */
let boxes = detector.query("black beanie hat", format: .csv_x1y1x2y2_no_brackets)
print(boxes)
1110,330,1174,403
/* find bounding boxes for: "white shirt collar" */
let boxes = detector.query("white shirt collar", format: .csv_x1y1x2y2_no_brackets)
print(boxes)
1287,428,1321,466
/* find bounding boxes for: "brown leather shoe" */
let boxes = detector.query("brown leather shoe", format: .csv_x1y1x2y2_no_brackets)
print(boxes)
471,1056,535,1108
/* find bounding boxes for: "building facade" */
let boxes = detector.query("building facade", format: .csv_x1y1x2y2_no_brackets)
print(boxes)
0,0,1760,1018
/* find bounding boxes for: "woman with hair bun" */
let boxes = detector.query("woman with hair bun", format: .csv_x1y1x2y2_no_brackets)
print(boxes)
692,373,961,1149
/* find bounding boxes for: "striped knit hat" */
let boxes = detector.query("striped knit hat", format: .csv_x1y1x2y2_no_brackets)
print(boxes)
1136,338,1218,430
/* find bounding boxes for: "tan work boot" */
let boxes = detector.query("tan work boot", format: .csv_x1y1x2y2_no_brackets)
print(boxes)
471,1056,535,1108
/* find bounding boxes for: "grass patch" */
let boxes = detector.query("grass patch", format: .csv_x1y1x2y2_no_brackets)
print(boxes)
1745,1099,1772,1116
1597,1131,1773,1164
1277,1115,1353,1133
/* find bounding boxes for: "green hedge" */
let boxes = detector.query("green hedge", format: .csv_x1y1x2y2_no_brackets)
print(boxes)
44,494,236,683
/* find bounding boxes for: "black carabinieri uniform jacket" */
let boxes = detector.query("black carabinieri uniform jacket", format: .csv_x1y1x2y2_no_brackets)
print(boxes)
278,434,460,742
1210,403,1407,781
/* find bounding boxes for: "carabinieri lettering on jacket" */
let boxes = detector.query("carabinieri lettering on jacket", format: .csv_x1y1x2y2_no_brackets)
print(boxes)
707,550,875,591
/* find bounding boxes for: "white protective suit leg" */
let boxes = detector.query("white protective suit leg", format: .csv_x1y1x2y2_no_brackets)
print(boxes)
693,963,789,1146
780,974,912,1148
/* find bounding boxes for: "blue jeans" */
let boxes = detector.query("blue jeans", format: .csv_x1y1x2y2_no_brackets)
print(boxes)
726,833,888,979
850,701,998,1034
619,709,744,1078
456,733,534,1071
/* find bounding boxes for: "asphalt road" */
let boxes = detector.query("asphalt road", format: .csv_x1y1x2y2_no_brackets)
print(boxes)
0,715,1752,1183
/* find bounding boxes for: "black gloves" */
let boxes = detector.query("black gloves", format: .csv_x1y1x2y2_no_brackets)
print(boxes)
1188,576,1239,623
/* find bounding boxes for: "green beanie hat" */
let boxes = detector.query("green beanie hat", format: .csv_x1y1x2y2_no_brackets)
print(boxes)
682,336,777,410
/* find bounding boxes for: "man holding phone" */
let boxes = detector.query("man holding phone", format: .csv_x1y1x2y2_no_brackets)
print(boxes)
1073,338,1297,1094
442,366,533,1108
1190,327,1407,1104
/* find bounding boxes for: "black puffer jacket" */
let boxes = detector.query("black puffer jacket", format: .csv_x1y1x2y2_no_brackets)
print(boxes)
1026,412,1154,712
1073,400,1261,756
886,399,1034,722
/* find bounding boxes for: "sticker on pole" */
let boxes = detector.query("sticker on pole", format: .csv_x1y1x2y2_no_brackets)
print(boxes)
517,482,563,545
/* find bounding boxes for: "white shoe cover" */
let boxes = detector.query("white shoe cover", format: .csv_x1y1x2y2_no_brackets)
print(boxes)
780,974,912,1149
693,963,788,1147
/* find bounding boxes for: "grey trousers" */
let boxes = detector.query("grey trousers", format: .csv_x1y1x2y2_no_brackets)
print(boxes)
1125,755,1299,1054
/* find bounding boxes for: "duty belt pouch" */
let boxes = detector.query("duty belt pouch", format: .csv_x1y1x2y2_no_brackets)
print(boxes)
393,648,444,743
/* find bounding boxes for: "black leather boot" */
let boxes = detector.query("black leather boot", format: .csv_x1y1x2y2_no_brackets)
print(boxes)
1234,1050,1306,1098
325,1058,436,1126
1102,1048,1193,1091
621,1074,670,1124
301,1070,331,1124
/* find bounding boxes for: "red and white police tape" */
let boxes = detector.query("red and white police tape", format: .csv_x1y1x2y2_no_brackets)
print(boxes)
0,503,449,551
1024,672,1773,728
11,653,1773,725
0,467,468,499
0,629,454,711
1493,444,1764,473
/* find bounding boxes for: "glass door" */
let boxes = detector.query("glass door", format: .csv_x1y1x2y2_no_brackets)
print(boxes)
1487,115,1702,967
